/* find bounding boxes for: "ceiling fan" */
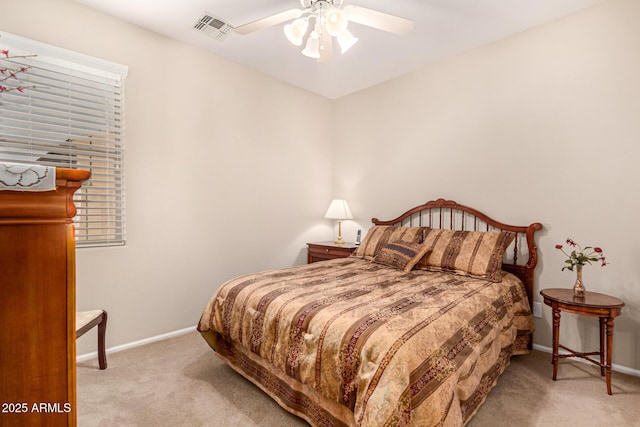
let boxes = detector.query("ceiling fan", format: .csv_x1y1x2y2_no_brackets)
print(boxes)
233,0,415,62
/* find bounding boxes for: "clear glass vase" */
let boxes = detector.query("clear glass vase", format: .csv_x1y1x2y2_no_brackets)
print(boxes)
573,264,585,297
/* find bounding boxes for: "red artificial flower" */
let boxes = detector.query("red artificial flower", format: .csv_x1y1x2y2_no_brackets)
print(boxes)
556,238,607,271
1,49,9,57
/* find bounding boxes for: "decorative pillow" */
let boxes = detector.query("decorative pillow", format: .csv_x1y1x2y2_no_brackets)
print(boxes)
373,240,431,272
352,226,427,260
419,229,515,282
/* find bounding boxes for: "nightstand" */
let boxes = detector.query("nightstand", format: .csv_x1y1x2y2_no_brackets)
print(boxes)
307,242,358,263
540,288,625,395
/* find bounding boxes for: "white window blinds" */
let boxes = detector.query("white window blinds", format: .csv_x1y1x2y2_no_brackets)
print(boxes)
0,32,128,247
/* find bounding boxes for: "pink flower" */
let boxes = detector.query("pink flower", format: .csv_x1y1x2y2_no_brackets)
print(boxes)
1,49,9,57
556,238,608,271
17,87,24,92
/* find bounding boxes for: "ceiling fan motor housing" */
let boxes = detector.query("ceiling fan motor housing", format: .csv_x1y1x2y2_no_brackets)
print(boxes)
302,0,344,9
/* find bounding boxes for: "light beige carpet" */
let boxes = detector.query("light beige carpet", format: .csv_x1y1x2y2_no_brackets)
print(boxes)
77,331,640,426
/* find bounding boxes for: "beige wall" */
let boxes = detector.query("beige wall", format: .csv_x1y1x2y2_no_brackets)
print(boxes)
334,0,640,371
0,0,335,354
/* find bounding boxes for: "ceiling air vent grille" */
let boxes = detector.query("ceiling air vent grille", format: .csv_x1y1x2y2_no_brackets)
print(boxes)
194,12,232,41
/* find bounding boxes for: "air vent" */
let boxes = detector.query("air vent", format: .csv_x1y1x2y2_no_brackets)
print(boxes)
193,12,232,41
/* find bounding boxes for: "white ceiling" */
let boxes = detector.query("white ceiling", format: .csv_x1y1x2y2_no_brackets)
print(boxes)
73,0,605,99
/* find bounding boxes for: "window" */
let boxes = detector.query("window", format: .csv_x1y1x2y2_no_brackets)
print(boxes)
0,31,128,247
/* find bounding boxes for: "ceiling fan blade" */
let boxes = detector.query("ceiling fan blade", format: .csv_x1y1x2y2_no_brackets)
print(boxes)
318,30,333,63
344,5,415,35
234,9,304,35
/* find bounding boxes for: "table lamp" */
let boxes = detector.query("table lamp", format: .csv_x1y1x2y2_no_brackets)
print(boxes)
324,199,353,245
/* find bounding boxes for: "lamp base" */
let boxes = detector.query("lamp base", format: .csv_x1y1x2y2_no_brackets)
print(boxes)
334,219,345,245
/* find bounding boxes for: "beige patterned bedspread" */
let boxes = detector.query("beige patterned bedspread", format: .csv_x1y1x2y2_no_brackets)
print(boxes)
198,257,534,426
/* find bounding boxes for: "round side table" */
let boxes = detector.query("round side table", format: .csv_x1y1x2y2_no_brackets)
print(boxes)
540,288,624,395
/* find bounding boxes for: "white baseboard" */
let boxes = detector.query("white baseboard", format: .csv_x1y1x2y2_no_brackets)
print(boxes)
76,325,197,363
532,344,640,377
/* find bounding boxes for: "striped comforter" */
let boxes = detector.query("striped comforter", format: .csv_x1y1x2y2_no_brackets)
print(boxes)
198,257,533,426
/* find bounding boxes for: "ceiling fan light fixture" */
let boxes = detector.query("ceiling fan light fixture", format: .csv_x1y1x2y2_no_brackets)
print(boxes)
302,31,321,58
233,0,414,63
325,8,349,37
284,18,309,46
337,29,358,53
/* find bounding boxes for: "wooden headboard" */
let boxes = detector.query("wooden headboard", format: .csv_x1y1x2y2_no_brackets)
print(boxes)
372,198,543,310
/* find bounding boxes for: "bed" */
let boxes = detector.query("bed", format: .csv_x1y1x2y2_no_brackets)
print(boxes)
198,198,542,426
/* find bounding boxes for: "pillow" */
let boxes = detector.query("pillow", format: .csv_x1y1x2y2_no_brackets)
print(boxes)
419,229,515,282
352,226,426,260
373,240,431,272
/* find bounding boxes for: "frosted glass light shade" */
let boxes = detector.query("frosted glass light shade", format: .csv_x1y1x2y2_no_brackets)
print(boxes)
324,199,353,220
284,18,309,46
337,29,358,53
325,8,349,37
302,31,321,58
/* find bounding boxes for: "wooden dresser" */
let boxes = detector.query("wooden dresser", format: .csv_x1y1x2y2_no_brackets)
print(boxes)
0,168,90,426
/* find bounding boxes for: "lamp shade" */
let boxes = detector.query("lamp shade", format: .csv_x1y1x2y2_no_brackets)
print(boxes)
284,18,308,46
302,31,320,58
324,199,353,220
337,29,358,53
325,8,349,37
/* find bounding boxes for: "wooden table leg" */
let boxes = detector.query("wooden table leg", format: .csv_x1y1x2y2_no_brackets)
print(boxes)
605,317,614,395
599,317,606,376
552,306,561,381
